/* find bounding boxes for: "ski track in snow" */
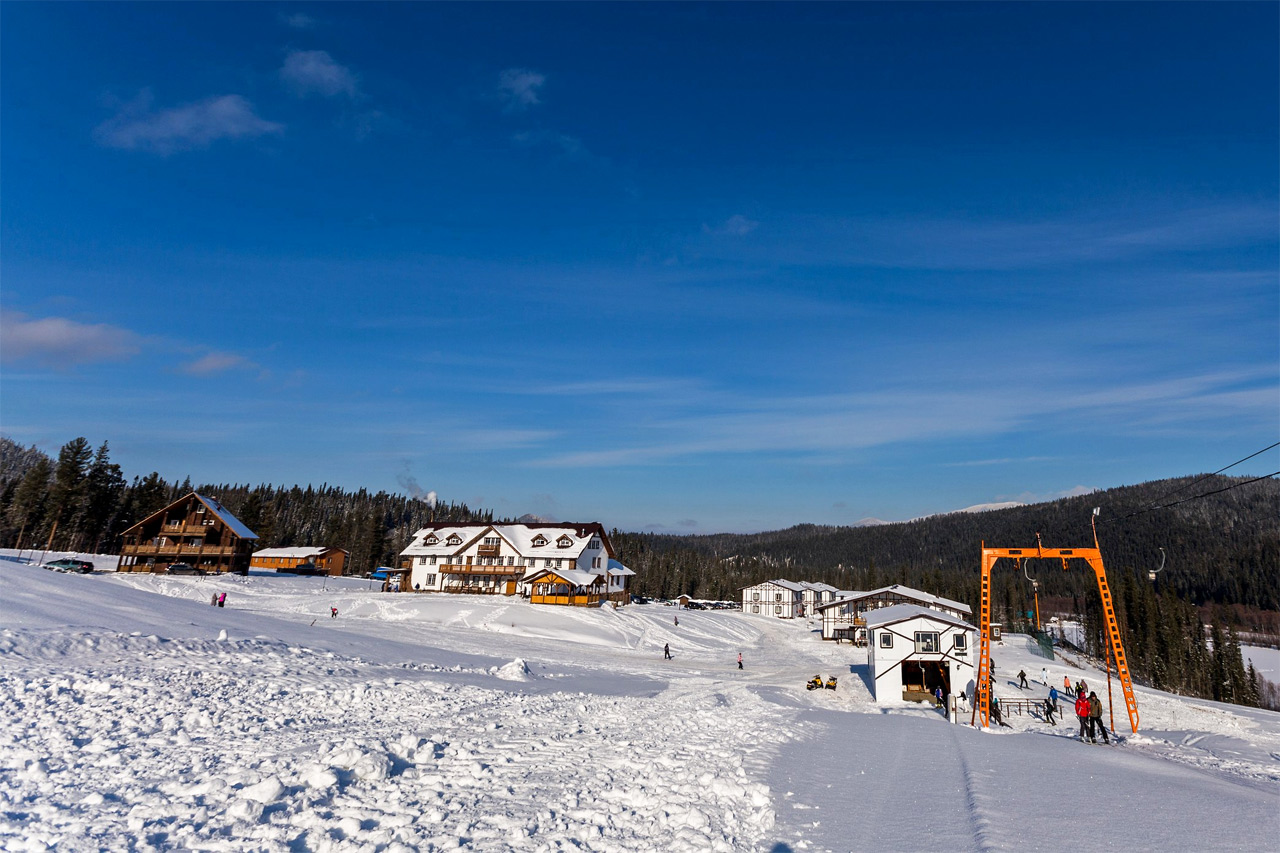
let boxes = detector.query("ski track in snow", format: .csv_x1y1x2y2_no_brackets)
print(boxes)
1,562,1278,851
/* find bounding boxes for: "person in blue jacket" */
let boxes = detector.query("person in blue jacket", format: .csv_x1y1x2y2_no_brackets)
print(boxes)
1046,686,1059,725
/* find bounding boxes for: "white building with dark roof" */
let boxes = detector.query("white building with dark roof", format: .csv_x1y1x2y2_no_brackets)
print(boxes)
815,584,973,642
740,579,807,618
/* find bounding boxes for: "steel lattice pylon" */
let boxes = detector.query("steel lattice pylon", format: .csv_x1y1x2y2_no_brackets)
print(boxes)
974,531,1140,733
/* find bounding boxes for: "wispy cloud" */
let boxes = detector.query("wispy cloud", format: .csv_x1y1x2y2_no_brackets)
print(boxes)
498,68,545,112
527,369,1278,468
703,214,759,237
279,12,317,29
512,130,585,158
280,50,359,98
0,311,141,368
180,351,259,376
94,91,283,154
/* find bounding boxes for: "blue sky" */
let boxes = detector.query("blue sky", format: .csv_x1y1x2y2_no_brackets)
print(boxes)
2,3,1277,533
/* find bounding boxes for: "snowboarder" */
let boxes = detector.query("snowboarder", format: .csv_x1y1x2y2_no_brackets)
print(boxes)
1075,690,1092,741
737,652,743,670
217,592,226,608
663,643,671,660
1088,692,1109,744
330,607,338,619
1018,669,1029,689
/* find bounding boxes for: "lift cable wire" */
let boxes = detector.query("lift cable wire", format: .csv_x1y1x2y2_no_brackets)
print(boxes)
1101,470,1279,525
1143,442,1280,508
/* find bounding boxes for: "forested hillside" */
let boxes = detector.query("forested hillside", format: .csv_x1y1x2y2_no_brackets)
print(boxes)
0,437,489,574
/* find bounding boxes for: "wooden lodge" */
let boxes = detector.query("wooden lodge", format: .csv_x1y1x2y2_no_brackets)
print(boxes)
250,546,349,576
525,567,611,607
117,493,258,575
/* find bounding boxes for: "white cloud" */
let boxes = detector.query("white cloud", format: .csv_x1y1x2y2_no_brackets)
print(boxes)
181,352,258,376
498,68,545,111
704,214,759,236
0,311,141,368
94,91,283,154
280,12,317,29
280,50,359,98
512,130,585,158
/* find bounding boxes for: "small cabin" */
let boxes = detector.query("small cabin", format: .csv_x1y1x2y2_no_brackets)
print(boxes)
816,584,972,642
866,605,977,708
117,493,258,575
250,546,349,576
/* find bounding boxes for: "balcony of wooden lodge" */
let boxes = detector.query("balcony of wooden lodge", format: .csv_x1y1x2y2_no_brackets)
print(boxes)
476,544,501,557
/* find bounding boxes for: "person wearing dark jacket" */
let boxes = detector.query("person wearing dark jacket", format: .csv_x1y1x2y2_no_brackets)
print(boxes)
1088,692,1109,744
1018,669,1029,689
1075,691,1092,740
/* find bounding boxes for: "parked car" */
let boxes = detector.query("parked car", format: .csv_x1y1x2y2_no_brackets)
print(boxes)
43,558,94,574
289,562,322,575
166,563,205,576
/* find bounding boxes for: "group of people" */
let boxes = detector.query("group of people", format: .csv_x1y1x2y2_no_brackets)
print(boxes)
1075,689,1110,743
208,592,226,607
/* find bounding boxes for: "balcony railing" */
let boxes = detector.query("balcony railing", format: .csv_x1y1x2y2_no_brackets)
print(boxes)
440,565,521,576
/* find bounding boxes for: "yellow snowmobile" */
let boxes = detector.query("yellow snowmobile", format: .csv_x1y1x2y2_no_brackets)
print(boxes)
825,676,838,690
806,674,823,691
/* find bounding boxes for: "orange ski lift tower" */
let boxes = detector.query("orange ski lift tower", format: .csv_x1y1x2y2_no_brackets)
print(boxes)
975,509,1140,733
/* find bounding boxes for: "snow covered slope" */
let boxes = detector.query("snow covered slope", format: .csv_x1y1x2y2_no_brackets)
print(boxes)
2,564,1277,851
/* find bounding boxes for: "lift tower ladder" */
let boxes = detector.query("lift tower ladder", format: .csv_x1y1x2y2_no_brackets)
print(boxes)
975,536,1139,733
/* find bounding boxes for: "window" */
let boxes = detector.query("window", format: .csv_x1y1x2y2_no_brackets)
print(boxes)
753,592,760,601
419,557,430,566
424,535,438,545
430,556,438,565
423,574,436,586
484,536,499,546
751,605,760,614
532,535,547,547
589,537,601,549
954,633,967,651
774,605,782,615
557,536,572,548
507,556,515,566
880,632,893,649
447,535,462,545
546,558,555,567
914,632,939,653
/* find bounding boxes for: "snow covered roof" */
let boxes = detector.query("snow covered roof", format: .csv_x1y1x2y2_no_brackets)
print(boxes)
194,494,258,541
863,604,974,632
401,523,610,558
253,547,333,559
606,559,635,576
813,591,870,612
836,584,972,615
525,568,604,588
801,582,840,593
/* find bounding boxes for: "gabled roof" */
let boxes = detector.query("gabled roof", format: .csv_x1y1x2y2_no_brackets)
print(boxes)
864,604,975,632
739,578,806,593
818,584,971,615
814,591,870,612
401,523,612,559
524,567,604,587
194,494,258,541
802,582,840,593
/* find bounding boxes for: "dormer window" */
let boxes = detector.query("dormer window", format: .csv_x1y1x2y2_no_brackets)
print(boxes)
557,536,573,548
447,535,462,546
532,535,548,547
424,535,439,545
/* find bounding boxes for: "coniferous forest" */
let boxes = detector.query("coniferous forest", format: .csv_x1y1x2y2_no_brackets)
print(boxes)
2,435,1276,708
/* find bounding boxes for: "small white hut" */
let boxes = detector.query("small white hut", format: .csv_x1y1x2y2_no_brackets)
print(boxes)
865,604,976,707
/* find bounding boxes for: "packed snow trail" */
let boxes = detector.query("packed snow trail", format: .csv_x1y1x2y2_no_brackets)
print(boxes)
2,564,1278,851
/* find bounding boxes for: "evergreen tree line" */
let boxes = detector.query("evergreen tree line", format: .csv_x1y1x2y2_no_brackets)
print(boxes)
0,437,489,575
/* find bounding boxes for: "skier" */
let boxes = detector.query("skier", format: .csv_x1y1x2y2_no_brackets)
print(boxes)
1075,690,1092,741
330,607,338,619
674,616,678,627
1044,696,1057,725
217,592,226,608
737,652,743,670
1018,669,1029,689
663,643,671,660
1088,692,1110,744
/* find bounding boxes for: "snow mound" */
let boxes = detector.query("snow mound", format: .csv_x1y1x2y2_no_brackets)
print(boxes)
494,658,532,681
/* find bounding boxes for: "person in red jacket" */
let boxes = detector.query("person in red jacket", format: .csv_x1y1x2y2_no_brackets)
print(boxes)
1075,691,1092,741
